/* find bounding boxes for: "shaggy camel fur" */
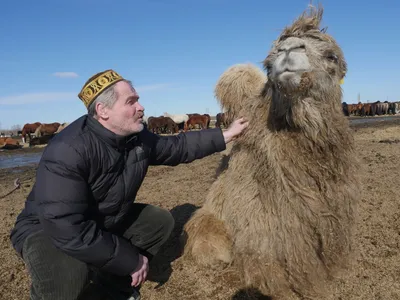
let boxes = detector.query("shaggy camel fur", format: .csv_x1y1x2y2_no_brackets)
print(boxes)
183,6,360,299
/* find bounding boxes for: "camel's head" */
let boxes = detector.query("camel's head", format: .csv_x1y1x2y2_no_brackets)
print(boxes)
263,5,346,98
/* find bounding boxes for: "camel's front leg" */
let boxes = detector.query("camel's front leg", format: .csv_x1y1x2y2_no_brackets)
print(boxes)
182,207,233,268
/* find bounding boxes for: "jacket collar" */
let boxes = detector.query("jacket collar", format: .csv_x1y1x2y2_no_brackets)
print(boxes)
86,115,139,151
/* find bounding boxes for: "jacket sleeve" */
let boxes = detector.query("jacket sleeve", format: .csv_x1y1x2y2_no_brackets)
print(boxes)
142,127,226,166
36,141,139,276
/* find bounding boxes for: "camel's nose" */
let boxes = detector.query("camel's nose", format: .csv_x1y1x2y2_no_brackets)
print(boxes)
277,37,306,53
271,36,310,79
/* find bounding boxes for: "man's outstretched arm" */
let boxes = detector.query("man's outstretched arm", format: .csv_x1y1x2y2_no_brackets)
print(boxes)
143,118,248,166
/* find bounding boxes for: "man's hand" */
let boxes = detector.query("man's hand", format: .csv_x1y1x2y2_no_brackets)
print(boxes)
222,117,249,144
130,254,149,287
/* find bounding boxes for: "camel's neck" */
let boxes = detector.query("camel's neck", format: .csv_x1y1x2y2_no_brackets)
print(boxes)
237,86,357,194
260,109,354,190
267,89,348,148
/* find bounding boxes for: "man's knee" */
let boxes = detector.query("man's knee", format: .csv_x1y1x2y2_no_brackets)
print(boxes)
122,205,176,256
150,206,175,239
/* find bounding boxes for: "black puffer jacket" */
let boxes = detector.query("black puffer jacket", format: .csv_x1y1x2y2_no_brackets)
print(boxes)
10,115,226,276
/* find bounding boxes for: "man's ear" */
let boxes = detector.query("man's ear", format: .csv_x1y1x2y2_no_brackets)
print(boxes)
96,102,109,119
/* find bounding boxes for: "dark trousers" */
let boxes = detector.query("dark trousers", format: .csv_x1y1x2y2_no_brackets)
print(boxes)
21,204,175,300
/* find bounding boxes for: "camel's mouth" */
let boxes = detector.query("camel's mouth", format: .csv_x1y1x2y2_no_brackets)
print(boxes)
272,64,312,90
278,69,307,78
275,70,306,90
279,68,307,75
270,37,312,91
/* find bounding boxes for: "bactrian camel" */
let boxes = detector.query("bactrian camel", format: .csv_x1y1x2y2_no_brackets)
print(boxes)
183,5,360,299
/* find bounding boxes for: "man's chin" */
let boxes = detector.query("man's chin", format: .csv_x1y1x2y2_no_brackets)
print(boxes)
125,124,144,135
135,123,144,133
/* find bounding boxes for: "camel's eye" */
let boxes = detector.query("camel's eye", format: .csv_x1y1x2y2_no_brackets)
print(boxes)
266,59,274,71
326,53,338,63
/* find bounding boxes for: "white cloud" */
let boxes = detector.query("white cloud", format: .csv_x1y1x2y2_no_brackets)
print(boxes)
52,72,79,78
0,92,76,105
135,83,172,92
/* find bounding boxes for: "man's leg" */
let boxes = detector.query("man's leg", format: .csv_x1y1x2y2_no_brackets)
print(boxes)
95,204,175,295
22,230,90,300
121,203,175,258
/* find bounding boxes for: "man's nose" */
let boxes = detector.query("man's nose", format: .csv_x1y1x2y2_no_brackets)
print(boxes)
136,101,144,111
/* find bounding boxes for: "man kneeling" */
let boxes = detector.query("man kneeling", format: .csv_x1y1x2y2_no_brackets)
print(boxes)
10,69,248,300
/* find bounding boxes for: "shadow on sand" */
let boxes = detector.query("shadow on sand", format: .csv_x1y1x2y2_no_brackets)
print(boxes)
146,203,200,287
231,288,273,300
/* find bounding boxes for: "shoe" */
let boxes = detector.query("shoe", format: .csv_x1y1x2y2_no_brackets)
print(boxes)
91,271,141,300
103,285,141,300
126,288,141,300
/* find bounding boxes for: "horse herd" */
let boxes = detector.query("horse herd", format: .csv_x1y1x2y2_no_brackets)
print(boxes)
343,100,400,117
0,122,68,149
18,122,69,145
20,112,230,143
1,112,230,149
144,112,230,134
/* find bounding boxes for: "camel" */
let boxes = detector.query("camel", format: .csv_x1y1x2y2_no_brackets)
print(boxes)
183,5,361,299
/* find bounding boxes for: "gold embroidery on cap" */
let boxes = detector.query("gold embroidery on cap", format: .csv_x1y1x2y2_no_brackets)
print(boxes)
78,70,123,107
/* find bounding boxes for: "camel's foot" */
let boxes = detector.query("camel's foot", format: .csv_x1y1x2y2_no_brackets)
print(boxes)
234,253,328,300
182,208,232,268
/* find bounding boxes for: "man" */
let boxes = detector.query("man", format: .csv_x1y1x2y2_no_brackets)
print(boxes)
10,69,248,300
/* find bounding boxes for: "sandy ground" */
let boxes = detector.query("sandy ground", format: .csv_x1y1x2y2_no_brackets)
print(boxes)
0,118,399,300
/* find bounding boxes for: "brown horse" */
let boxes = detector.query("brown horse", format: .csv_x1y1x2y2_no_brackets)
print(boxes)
147,116,164,134
370,102,378,116
346,104,356,115
21,122,41,143
342,102,349,116
185,114,210,129
0,137,21,150
355,102,364,116
187,113,200,118
203,114,211,128
185,115,208,131
388,102,397,114
215,112,230,128
34,122,61,137
147,116,178,134
361,103,372,116
164,117,179,134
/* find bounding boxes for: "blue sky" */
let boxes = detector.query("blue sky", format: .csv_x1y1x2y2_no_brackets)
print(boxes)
0,0,399,129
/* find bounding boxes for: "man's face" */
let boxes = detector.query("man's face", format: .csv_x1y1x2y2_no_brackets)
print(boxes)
100,81,145,136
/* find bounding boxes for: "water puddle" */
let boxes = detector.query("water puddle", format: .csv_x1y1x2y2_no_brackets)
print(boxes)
0,152,42,169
